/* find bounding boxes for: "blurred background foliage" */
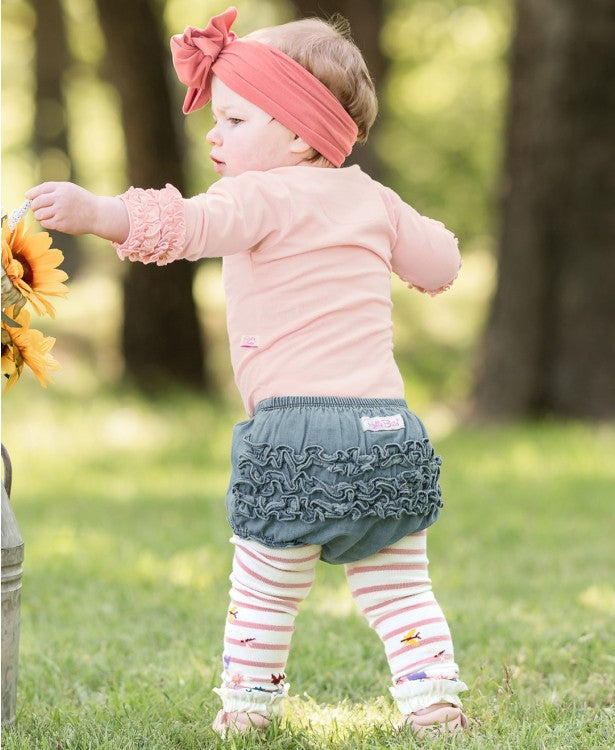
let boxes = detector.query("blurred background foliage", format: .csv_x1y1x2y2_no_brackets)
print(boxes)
4,0,614,423
2,0,508,419
2,0,509,235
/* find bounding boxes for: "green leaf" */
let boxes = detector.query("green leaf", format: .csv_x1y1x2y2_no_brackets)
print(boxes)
1,311,21,328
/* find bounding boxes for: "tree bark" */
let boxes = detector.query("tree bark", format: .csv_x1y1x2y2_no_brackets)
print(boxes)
32,0,80,276
94,0,208,390
473,0,615,419
290,0,388,179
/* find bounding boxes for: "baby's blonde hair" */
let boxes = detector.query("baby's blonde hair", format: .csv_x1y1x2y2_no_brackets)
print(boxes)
247,16,378,151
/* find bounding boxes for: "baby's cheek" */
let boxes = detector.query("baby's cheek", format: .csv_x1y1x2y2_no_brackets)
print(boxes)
239,145,257,165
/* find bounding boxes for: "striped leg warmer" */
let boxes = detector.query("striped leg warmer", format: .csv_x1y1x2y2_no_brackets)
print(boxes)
214,535,320,716
345,530,467,714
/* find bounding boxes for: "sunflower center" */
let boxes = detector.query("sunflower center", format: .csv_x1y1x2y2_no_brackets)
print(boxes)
16,255,34,286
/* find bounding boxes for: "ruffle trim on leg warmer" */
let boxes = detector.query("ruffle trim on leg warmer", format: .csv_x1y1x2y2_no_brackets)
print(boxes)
213,683,289,717
390,678,468,714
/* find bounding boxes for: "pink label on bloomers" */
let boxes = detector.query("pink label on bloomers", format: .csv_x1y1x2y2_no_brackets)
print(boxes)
360,414,405,432
240,335,260,348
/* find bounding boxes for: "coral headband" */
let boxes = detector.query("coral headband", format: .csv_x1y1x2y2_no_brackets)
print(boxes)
170,6,358,167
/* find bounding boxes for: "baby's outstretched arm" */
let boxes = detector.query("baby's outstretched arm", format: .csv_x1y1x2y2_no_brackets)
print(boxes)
25,182,129,245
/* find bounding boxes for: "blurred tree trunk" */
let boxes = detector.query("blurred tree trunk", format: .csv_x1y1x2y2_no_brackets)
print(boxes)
473,0,615,419
290,0,388,179
94,0,209,390
32,0,80,276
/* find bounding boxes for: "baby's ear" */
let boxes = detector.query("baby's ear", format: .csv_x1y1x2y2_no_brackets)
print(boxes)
289,136,314,156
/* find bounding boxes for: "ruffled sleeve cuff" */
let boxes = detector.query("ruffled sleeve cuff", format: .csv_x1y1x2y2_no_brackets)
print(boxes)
113,183,186,266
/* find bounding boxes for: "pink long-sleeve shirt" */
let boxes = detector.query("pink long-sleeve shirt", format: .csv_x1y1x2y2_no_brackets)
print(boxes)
115,165,461,414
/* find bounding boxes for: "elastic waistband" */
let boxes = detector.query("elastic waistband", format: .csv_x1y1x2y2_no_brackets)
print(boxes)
254,396,408,413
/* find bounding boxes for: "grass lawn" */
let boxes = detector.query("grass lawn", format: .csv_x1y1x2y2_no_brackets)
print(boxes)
2,386,614,749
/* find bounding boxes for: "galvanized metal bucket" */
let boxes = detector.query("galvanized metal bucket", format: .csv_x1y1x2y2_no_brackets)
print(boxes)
1,444,24,729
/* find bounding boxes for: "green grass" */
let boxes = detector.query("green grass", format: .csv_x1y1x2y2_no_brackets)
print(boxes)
2,386,614,749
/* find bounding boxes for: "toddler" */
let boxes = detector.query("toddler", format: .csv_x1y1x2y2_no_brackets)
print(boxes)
27,6,468,738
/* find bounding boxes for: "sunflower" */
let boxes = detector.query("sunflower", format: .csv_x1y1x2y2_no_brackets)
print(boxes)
1,306,60,392
2,216,68,318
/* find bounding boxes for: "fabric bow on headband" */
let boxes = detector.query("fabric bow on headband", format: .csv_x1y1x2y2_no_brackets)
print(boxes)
169,6,358,167
170,6,237,115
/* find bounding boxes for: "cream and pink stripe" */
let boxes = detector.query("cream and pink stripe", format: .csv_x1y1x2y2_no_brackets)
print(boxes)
216,531,464,716
345,532,459,686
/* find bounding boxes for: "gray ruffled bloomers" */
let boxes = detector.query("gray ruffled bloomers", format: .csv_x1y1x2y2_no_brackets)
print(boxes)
226,397,444,564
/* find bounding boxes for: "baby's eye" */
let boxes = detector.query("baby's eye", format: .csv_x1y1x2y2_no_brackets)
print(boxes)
228,117,243,125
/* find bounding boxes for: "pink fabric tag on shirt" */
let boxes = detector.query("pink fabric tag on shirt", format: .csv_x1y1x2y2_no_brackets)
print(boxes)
240,334,260,348
360,414,404,432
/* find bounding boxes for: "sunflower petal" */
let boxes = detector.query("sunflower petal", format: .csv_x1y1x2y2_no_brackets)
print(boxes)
1,306,61,391
2,215,68,318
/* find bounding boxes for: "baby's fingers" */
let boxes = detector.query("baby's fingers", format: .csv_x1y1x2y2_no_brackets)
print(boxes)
25,181,62,201
30,195,60,226
29,193,55,214
32,207,56,225
27,184,60,221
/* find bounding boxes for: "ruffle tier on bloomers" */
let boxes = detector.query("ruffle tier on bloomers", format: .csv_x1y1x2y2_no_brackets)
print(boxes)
226,397,445,564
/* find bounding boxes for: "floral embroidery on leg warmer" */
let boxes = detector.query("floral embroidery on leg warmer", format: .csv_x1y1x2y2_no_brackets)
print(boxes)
345,531,467,713
215,537,319,718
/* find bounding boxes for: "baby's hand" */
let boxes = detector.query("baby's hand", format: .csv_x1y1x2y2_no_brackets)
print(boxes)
25,182,129,244
26,182,99,235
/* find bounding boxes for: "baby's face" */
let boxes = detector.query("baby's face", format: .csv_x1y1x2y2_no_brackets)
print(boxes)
207,77,303,176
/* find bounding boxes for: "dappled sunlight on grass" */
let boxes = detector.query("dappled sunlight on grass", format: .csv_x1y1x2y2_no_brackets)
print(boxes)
24,524,111,565
5,386,233,460
438,420,615,489
309,581,356,619
23,522,226,593
134,547,220,591
579,585,615,615
283,694,396,740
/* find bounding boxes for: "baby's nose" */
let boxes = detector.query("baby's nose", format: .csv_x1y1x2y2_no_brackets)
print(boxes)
206,126,221,145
